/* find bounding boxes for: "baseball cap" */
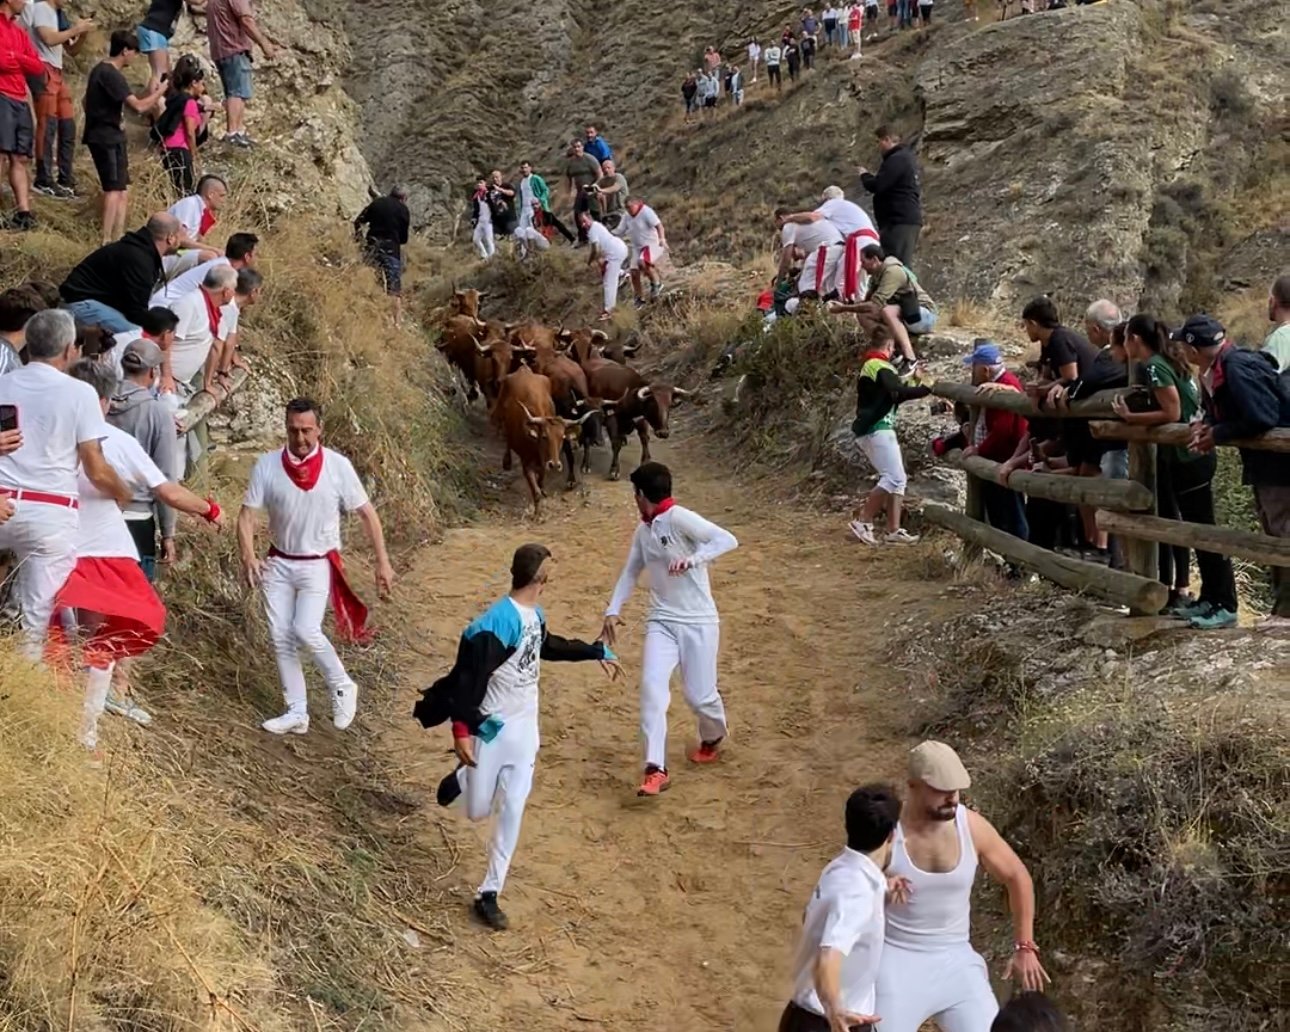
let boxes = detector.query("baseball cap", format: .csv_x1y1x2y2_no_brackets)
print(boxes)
1169,314,1225,348
908,740,972,792
963,341,1002,366
120,338,164,372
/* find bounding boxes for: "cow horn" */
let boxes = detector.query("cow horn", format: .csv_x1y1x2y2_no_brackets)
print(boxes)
672,387,691,397
601,390,629,409
591,330,610,343
636,385,652,401
475,341,491,355
518,401,544,425
476,291,488,299
472,317,487,329
622,341,642,355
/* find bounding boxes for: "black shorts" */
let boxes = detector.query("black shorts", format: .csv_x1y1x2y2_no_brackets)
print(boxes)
0,95,34,158
703,96,716,108
88,140,130,191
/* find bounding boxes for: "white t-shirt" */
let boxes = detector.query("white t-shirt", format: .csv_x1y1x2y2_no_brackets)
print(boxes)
476,196,492,228
0,362,107,497
479,598,543,720
748,41,761,60
765,44,782,65
619,204,663,252
219,299,240,341
782,219,844,255
76,425,167,559
519,175,536,211
242,446,369,555
605,504,738,625
817,197,878,241
151,256,229,307
790,848,887,1018
168,289,216,383
168,194,210,240
21,1,62,68
824,6,839,21
588,220,628,262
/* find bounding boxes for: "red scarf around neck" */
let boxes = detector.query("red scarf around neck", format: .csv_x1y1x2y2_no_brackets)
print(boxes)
281,446,324,490
198,206,217,238
644,497,676,524
862,348,892,365
202,287,223,339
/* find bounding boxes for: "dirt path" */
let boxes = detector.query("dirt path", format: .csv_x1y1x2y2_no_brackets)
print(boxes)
384,435,967,1031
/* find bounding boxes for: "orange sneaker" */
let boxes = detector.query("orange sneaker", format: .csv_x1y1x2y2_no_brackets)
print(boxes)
637,766,671,797
688,738,723,764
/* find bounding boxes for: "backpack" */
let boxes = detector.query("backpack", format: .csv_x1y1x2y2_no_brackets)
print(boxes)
149,93,189,148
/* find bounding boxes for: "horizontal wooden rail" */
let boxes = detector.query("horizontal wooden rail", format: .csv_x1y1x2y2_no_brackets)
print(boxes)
1095,510,1290,568
930,381,1144,420
922,502,1169,614
944,449,1153,511
178,366,250,434
1088,420,1290,454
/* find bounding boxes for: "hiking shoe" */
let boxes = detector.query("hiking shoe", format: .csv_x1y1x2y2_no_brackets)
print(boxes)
634,296,647,309
1172,597,1210,620
103,693,153,727
637,766,671,797
885,528,920,545
688,739,723,764
849,520,878,546
1190,606,1237,631
436,766,463,807
332,681,359,730
10,210,36,231
262,711,309,735
473,891,509,930
1163,591,1197,617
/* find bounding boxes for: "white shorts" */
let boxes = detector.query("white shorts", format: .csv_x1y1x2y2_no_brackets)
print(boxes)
875,942,998,1032
858,427,907,495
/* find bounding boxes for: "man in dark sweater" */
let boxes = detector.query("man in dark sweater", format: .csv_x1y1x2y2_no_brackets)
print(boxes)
353,185,410,322
60,211,180,333
1183,313,1290,627
858,126,922,270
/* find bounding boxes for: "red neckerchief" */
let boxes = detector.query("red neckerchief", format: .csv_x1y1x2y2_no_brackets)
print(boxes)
1207,340,1233,393
281,446,323,490
862,349,891,365
198,205,217,238
472,186,487,201
644,497,675,524
202,287,223,338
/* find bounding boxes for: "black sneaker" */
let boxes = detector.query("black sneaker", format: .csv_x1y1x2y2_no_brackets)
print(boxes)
53,183,77,199
31,181,57,198
473,891,509,930
893,355,915,376
10,210,36,231
436,766,462,807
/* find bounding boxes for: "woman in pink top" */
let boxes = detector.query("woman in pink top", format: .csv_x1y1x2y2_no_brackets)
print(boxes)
158,61,208,195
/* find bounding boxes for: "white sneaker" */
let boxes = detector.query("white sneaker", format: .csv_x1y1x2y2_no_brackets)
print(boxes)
849,520,879,545
332,682,358,731
1256,615,1290,631
262,711,310,735
885,528,921,545
104,693,153,727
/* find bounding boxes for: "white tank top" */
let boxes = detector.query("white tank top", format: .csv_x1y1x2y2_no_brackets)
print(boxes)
884,804,977,951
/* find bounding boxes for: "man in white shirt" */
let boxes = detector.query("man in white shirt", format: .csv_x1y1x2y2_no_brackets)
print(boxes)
165,174,226,271
415,543,620,931
615,197,668,307
580,211,630,321
61,360,221,746
166,263,237,395
783,186,881,301
237,398,395,735
777,206,845,300
149,230,258,307
0,309,130,660
600,461,738,797
781,783,901,1032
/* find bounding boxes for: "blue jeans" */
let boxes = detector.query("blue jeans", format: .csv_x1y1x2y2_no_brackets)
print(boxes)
61,300,138,336
906,305,937,335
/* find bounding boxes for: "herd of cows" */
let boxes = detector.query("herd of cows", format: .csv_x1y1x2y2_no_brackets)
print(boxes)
433,288,692,512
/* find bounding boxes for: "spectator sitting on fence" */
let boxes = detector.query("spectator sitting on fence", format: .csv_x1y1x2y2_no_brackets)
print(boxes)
1264,273,1290,373
60,212,183,335
1180,313,1290,630
1112,315,1236,626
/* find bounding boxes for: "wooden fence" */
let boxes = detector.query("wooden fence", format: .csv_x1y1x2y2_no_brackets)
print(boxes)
921,381,1290,616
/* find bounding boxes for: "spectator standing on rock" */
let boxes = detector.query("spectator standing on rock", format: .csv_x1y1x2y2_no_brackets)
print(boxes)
847,324,930,545
23,0,93,200
82,31,165,244
698,67,720,118
727,63,744,106
353,185,409,321
858,126,923,269
580,210,629,321
583,125,611,164
704,45,721,74
206,0,279,148
238,397,394,736
784,34,801,82
593,158,629,228
563,139,601,244
746,38,761,82
0,309,130,662
61,212,181,334
1182,313,1290,629
875,741,1050,1032
137,0,206,93
470,178,495,261
822,5,839,45
1,0,48,231
1263,273,1290,373
156,61,209,196
764,40,782,89
849,2,865,53
801,25,818,69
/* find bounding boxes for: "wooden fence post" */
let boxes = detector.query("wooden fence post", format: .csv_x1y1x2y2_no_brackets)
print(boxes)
963,466,984,559
1125,440,1159,601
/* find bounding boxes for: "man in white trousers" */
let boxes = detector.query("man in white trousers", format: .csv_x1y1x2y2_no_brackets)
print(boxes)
777,206,845,300
0,309,130,661
238,398,395,735
601,461,738,797
616,196,668,307
581,209,629,321
415,543,620,930
781,187,879,302
875,742,1050,1032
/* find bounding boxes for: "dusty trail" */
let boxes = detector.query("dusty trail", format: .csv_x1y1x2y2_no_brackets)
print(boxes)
384,435,968,1031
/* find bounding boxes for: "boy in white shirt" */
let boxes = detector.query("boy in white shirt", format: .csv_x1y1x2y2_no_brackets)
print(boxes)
581,211,629,321
601,462,738,797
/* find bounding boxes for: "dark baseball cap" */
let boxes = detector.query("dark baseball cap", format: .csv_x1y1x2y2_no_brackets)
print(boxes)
120,338,164,372
1170,314,1225,348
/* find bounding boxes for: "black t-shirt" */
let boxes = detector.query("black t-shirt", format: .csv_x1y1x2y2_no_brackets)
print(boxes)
356,195,410,254
141,0,185,36
1041,326,1098,381
82,62,132,147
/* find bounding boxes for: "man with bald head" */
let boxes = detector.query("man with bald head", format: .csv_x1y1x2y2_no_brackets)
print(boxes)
59,211,183,334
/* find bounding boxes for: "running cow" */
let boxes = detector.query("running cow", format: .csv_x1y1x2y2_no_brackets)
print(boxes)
492,366,591,515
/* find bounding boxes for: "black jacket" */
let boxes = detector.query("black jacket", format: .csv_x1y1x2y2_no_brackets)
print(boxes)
354,195,410,255
860,144,922,229
1201,345,1290,486
59,227,164,326
852,355,931,437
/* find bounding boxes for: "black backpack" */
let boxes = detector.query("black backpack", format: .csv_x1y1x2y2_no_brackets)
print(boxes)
149,93,189,148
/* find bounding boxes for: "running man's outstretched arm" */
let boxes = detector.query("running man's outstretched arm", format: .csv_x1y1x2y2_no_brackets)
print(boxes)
602,531,646,644
541,627,623,680
670,507,738,568
968,810,1051,992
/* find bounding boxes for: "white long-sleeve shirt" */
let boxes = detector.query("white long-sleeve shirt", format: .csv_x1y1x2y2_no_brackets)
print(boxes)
605,504,738,626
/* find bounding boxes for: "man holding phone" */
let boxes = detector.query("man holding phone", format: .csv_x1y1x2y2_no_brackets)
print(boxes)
414,543,621,931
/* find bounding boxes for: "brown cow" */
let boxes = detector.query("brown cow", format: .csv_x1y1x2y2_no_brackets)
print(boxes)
436,314,495,400
493,366,590,515
448,288,485,320
599,382,690,480
526,339,604,483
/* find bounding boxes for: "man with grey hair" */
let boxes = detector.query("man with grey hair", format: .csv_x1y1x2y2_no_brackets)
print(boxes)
0,309,130,661
781,186,879,301
354,184,411,322
210,266,262,384
1083,299,1122,349
59,211,182,333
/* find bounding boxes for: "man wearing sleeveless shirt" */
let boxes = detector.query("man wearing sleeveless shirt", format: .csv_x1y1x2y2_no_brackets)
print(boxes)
876,742,1049,1032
